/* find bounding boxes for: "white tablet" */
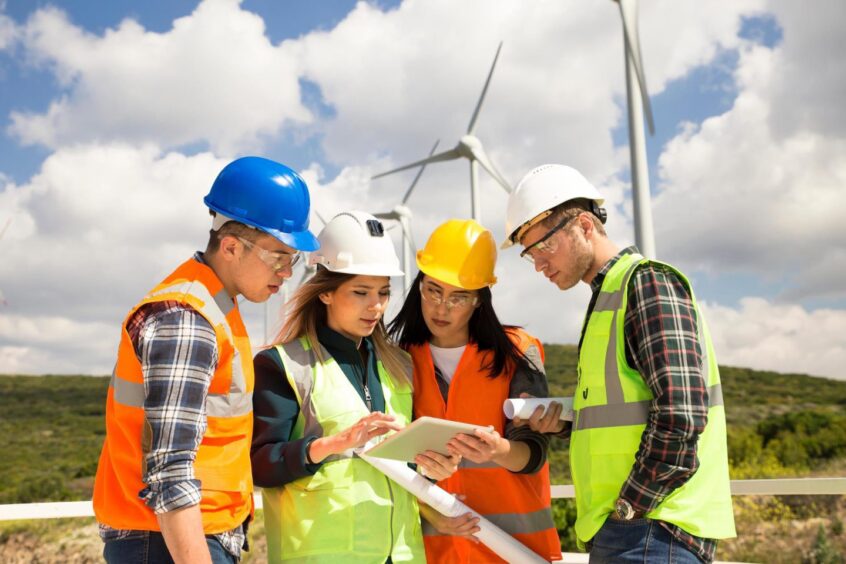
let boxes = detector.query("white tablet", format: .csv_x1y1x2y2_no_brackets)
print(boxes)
362,416,490,462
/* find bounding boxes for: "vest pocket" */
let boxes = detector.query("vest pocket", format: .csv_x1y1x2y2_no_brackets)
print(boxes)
279,461,354,557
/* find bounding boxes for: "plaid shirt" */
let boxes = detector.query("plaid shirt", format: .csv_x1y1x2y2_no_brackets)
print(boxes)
583,246,715,563
99,253,247,558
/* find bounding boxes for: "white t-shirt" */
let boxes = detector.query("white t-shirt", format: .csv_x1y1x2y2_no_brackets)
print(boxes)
429,344,466,385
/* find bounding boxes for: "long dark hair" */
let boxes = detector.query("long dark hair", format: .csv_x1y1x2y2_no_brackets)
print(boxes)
388,271,541,380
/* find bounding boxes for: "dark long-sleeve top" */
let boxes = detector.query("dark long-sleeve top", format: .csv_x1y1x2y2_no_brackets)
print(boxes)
251,325,387,488
561,246,715,562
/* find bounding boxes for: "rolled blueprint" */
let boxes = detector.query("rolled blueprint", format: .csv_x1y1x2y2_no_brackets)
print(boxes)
503,397,574,421
357,449,547,564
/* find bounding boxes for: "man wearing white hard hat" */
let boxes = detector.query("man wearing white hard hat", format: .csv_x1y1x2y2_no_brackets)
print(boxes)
503,164,735,563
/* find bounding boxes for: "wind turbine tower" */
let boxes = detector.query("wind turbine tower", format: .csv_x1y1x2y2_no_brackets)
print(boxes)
615,0,657,258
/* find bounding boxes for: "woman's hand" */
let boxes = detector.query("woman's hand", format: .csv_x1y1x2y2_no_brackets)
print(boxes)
419,502,480,541
512,393,566,434
308,412,403,464
415,450,461,481
447,427,509,465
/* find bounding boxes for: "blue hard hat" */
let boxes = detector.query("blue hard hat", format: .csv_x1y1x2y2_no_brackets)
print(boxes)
204,157,319,251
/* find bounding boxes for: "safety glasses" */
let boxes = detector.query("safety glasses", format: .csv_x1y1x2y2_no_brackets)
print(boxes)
419,282,478,310
519,214,579,263
237,237,301,272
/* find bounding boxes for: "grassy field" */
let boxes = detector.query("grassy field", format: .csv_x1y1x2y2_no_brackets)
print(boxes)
1,344,845,562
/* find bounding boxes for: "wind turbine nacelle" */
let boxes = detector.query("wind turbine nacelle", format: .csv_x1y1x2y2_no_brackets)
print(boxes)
393,204,412,218
458,134,484,155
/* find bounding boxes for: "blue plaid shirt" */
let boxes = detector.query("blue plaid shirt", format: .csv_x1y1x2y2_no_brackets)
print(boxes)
99,253,246,558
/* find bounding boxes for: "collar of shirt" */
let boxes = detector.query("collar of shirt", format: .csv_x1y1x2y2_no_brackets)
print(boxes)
589,245,640,293
317,324,374,357
193,250,208,265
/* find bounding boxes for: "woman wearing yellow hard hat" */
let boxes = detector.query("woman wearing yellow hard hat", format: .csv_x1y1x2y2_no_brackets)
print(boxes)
389,219,562,563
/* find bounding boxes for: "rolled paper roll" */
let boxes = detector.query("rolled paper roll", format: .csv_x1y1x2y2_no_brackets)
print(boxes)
357,449,547,564
503,397,574,421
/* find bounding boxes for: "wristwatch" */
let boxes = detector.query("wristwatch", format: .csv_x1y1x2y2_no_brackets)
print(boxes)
614,498,636,520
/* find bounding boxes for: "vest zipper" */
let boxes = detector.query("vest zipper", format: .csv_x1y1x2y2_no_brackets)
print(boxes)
363,383,372,412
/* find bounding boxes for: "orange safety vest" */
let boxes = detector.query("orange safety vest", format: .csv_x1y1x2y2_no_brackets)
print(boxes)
409,329,561,563
93,258,254,534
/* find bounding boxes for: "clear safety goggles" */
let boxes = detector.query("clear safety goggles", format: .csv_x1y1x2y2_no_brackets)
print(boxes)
238,237,301,272
419,281,478,310
519,214,579,263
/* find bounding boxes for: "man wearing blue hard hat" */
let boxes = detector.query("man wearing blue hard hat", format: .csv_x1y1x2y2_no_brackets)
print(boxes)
92,157,319,563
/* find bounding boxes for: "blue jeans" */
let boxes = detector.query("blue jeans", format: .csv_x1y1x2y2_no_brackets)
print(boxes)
589,518,703,563
103,532,237,564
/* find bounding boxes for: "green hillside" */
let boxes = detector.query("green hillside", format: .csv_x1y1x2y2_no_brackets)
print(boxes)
1,345,845,561
2,346,845,503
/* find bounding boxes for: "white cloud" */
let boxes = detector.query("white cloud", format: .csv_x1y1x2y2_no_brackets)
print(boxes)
0,143,228,326
704,298,846,380
0,13,17,50
0,314,116,374
8,0,310,153
653,0,846,302
296,0,763,186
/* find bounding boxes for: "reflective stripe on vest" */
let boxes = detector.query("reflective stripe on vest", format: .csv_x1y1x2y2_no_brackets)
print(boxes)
409,329,562,563
260,335,425,563
575,384,724,430
93,258,254,535
570,252,736,545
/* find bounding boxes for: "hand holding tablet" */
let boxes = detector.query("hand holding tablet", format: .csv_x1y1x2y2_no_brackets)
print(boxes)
363,416,492,462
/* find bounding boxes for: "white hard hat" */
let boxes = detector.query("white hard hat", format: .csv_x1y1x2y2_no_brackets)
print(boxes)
309,211,404,276
502,164,605,249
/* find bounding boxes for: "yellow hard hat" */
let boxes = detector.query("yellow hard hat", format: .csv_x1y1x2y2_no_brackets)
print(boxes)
416,219,498,290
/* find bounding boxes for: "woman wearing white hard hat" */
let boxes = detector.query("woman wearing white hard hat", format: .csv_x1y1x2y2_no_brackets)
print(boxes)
389,219,561,563
251,211,445,563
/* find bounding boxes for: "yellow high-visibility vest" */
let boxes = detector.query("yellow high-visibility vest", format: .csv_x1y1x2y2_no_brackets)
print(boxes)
570,252,736,545
262,336,425,563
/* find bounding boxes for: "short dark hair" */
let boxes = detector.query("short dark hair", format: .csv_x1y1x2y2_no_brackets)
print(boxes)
388,271,543,380
205,214,262,255
542,198,607,237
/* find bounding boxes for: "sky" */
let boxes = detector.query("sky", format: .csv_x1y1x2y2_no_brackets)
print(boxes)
0,0,844,380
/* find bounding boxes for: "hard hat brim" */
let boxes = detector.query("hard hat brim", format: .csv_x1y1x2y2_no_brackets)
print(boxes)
205,199,321,251
323,264,405,277
269,227,320,252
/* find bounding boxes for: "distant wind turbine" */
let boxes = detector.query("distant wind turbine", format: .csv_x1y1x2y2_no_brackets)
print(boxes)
373,42,511,224
615,0,657,258
373,140,439,297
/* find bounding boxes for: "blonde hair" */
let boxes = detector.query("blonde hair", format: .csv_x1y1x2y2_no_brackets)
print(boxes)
274,268,413,388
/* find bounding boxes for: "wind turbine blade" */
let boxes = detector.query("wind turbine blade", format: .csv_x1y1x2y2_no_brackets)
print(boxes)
467,41,503,135
0,218,11,241
619,0,655,135
313,210,328,226
471,146,512,193
372,148,461,179
373,211,398,220
402,139,440,204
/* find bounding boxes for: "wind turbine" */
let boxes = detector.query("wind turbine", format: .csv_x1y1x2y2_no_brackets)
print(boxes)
614,0,657,258
372,42,511,225
373,140,439,297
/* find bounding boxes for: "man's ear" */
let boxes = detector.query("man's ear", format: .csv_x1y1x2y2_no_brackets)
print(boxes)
578,213,595,240
318,291,334,306
218,235,241,262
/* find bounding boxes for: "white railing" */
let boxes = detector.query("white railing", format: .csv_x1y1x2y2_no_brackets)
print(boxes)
1,478,843,522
